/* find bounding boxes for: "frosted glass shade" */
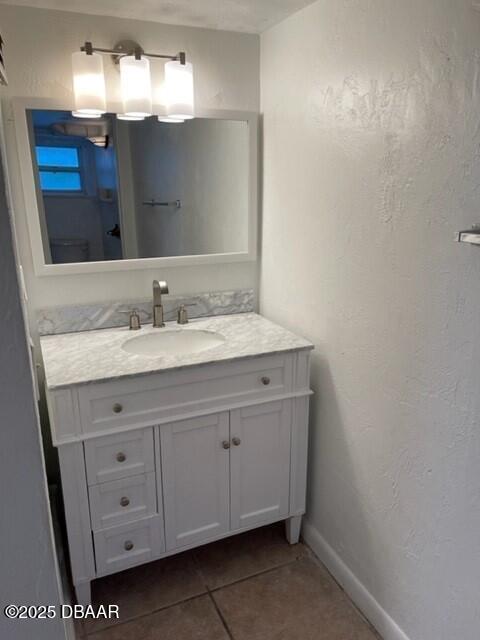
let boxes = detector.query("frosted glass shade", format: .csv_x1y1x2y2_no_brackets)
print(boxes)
72,51,106,116
165,60,194,120
153,82,168,118
72,111,101,119
158,117,184,123
120,55,152,117
117,114,145,121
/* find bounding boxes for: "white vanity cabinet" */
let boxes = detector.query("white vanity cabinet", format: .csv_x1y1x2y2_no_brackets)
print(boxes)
229,400,292,530
45,345,312,606
161,411,231,550
161,400,292,551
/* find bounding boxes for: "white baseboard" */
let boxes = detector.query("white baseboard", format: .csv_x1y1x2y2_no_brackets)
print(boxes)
302,520,411,640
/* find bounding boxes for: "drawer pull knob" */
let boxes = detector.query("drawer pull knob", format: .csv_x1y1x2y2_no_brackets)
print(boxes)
232,436,241,446
124,540,134,551
222,440,231,450
261,376,271,386
116,452,126,463
120,496,130,507
112,403,123,414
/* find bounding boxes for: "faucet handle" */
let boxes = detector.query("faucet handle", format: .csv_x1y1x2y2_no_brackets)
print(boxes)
177,304,194,325
118,308,142,330
128,309,141,331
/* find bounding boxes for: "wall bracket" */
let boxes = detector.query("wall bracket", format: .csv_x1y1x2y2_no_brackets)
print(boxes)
455,225,480,246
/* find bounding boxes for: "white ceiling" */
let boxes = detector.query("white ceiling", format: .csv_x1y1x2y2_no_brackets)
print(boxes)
0,0,316,33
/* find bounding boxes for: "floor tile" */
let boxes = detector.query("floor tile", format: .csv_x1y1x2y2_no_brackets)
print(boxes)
87,595,229,640
83,550,207,634
213,557,379,640
193,522,309,589
74,619,85,638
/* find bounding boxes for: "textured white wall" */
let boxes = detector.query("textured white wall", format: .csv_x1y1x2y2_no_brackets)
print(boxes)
260,1,480,639
0,4,259,314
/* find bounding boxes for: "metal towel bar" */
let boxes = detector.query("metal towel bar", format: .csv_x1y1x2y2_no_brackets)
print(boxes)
142,199,181,209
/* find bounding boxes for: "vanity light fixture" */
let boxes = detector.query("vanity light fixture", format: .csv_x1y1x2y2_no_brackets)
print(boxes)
71,42,194,122
71,44,107,116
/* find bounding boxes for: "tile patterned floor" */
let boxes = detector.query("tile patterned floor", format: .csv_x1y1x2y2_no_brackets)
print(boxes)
78,523,381,640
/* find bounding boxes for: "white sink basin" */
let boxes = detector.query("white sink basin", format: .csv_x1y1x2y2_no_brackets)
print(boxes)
122,329,225,357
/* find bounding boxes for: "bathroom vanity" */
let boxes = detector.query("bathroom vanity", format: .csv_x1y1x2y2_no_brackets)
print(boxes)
41,313,313,605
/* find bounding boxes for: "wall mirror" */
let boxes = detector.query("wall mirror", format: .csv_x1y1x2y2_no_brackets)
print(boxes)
14,100,257,275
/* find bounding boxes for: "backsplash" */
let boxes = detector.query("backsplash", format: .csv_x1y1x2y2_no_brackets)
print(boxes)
37,289,255,336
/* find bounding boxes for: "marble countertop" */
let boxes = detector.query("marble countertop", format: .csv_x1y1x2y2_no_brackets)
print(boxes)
40,313,313,390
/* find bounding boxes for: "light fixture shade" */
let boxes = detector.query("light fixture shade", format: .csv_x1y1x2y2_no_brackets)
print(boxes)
117,113,145,121
120,55,152,117
72,111,101,119
72,51,106,116
158,117,184,123
153,81,168,118
165,60,194,120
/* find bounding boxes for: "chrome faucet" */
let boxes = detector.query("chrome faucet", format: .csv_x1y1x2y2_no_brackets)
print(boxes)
152,280,169,327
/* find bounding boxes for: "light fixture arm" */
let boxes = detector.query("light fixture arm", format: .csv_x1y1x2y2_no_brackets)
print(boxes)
80,41,187,64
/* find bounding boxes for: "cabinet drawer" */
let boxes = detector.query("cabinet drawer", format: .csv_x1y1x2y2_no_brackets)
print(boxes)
88,473,157,531
93,515,164,577
84,428,154,485
77,354,294,436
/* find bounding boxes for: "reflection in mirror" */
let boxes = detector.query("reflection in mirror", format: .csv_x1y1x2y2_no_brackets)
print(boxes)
27,110,249,264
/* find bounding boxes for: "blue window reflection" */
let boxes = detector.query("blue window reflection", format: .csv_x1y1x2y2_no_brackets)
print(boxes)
36,145,82,192
36,146,79,168
39,171,82,191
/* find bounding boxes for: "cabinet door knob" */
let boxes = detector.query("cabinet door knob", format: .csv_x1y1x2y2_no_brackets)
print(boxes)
232,436,241,446
120,496,130,507
116,452,126,463
261,376,271,386
124,540,134,551
222,440,231,449
112,403,123,414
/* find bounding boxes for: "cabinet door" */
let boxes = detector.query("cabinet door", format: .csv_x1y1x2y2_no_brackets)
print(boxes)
161,412,230,551
230,400,291,531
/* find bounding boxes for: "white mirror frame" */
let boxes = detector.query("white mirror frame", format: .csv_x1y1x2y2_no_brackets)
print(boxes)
13,97,258,276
